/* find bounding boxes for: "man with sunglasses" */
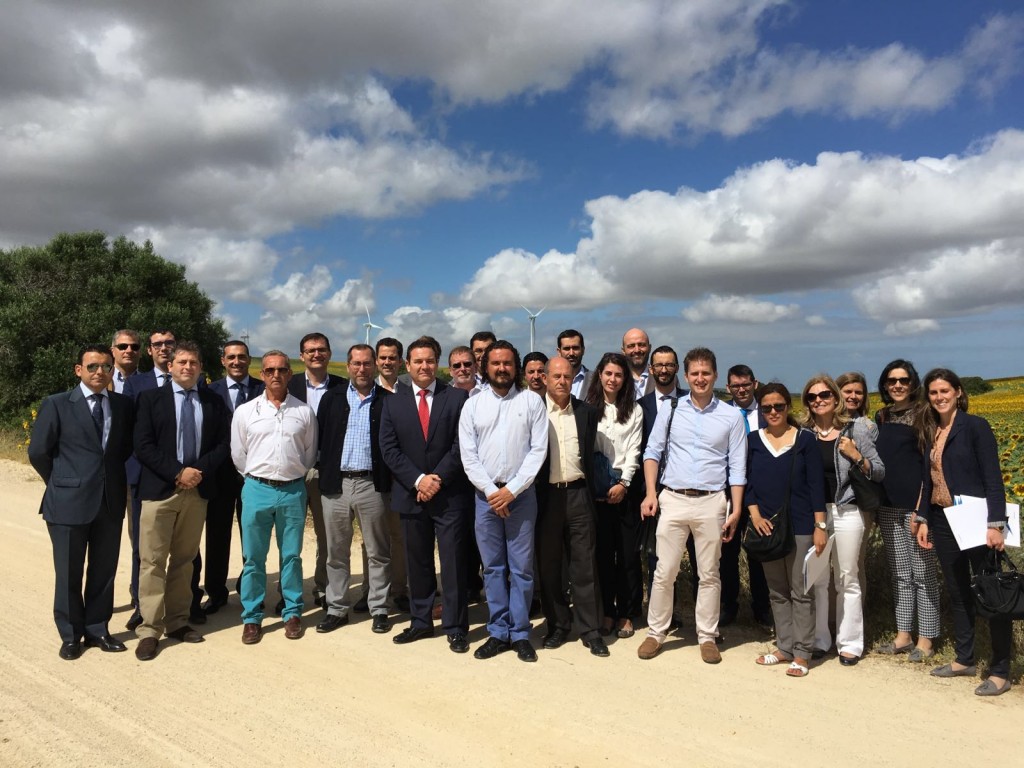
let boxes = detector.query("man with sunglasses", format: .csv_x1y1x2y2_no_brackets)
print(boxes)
448,346,477,393
29,345,135,660
110,329,141,393
231,351,318,644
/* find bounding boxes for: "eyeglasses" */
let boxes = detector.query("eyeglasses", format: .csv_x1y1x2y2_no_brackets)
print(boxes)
85,363,114,373
262,367,291,375
450,362,474,370
302,347,329,356
114,343,140,351
651,363,677,371
728,382,753,390
761,403,788,414
149,340,175,349
886,376,912,387
805,390,834,403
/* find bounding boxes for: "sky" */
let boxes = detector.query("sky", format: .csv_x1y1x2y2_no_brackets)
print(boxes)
2,1,1023,385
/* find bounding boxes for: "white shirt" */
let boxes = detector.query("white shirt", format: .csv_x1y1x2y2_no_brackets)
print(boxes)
595,401,643,485
231,393,317,481
459,386,548,498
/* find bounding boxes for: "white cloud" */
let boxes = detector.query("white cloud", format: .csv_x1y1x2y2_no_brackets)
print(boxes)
884,319,940,337
379,305,492,357
805,315,827,327
681,294,799,324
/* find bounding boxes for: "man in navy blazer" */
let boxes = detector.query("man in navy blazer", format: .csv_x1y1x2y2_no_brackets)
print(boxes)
29,344,135,660
197,339,264,614
379,335,474,652
132,341,231,659
287,331,346,609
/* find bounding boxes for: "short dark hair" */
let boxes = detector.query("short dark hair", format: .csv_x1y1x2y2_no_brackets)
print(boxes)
683,347,717,374
375,337,403,358
878,359,922,406
407,335,441,362
480,340,522,386
172,340,202,363
523,351,549,368
78,344,114,365
727,364,754,381
299,332,330,354
650,345,678,365
222,339,250,355
347,343,374,362
148,329,176,344
556,329,585,349
470,331,497,347
448,345,473,363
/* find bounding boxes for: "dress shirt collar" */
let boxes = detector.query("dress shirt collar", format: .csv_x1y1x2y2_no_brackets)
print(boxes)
415,380,437,398
546,394,573,414
79,383,107,400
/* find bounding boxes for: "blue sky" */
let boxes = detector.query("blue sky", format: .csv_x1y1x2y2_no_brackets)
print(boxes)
2,1,1022,385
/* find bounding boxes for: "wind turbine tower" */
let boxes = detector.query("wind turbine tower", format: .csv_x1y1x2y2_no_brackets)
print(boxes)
363,304,383,345
521,305,546,352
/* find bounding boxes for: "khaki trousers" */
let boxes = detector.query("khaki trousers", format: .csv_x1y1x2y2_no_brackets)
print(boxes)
138,488,207,639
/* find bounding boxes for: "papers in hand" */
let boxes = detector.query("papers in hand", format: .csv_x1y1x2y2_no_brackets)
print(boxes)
942,496,1020,550
802,535,834,595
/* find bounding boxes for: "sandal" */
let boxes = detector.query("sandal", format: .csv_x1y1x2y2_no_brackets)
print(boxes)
786,660,809,678
756,652,791,666
616,619,635,639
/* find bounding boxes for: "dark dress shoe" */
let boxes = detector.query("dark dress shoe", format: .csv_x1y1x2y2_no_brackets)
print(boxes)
85,634,128,653
582,636,610,657
353,595,370,613
371,614,392,634
201,596,228,615
284,617,304,640
474,636,512,660
166,626,204,643
392,594,411,613
189,610,208,626
839,654,860,666
316,613,349,633
274,598,285,616
393,626,434,645
513,639,538,662
125,611,143,632
542,629,569,649
241,623,263,645
135,637,159,661
718,609,737,627
447,633,470,653
59,641,82,660
313,593,326,609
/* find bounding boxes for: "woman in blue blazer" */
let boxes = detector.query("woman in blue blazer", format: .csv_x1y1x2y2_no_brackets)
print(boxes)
914,368,1012,696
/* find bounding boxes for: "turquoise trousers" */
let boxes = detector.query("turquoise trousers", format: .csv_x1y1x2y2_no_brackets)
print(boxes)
240,478,306,623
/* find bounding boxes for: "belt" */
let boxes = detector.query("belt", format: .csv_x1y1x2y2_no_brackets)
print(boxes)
339,470,371,479
550,479,586,489
666,487,714,497
245,474,304,488
494,482,507,489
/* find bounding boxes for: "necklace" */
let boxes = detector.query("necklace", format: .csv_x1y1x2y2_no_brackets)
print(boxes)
815,424,835,438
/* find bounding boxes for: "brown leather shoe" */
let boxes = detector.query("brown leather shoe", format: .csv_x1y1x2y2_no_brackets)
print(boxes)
701,641,722,664
241,623,262,645
135,637,159,661
637,637,662,660
284,617,304,640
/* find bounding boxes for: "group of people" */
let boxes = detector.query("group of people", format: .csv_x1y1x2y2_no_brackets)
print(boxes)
28,325,1013,695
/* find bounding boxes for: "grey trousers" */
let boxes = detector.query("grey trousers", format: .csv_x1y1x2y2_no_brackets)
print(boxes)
359,494,407,600
762,533,815,658
322,477,391,617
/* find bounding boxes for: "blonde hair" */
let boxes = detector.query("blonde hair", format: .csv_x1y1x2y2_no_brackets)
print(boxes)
799,374,850,431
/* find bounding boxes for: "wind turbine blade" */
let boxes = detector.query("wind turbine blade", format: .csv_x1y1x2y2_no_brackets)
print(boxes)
535,307,546,317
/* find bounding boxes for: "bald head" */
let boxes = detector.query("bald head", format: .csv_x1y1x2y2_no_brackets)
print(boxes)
546,356,573,406
622,328,651,375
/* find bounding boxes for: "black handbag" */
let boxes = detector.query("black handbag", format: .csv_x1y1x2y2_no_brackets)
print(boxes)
592,451,622,500
972,549,1024,620
741,445,796,563
841,422,884,514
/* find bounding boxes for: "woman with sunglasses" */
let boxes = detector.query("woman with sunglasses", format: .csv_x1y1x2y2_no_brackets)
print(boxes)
585,352,643,638
747,384,827,677
873,360,939,661
801,375,884,666
914,369,1012,696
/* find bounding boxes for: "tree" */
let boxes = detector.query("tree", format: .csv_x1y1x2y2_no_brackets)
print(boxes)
960,376,993,396
0,232,227,421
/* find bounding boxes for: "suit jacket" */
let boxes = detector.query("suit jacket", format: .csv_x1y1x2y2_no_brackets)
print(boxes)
379,379,471,515
918,411,1005,524
728,399,768,431
29,387,134,525
287,372,346,402
134,385,231,501
209,375,264,412
536,396,599,509
317,381,393,495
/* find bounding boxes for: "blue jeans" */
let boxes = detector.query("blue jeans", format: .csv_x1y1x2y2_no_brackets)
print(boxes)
475,487,537,643
240,478,306,623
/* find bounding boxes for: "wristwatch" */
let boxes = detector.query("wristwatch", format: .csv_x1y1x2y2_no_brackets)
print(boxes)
988,521,1007,531
814,521,828,530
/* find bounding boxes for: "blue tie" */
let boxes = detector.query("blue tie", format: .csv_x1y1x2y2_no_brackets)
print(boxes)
180,390,197,465
89,394,104,442
740,408,751,434
232,382,246,410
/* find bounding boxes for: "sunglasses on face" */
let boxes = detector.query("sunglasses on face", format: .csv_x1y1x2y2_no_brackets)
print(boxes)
450,361,474,370
85,363,113,373
263,367,291,375
114,343,140,351
761,403,788,414
805,390,834,403
886,376,912,387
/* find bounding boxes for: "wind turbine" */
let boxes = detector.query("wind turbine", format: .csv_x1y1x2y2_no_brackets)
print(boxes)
521,305,545,352
363,303,383,345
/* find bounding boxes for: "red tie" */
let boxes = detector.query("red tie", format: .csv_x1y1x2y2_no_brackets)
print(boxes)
418,389,430,440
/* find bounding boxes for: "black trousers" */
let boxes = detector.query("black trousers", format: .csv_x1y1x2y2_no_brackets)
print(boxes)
403,503,471,634
931,506,1012,678
193,470,245,603
47,505,123,643
595,496,644,622
537,485,602,639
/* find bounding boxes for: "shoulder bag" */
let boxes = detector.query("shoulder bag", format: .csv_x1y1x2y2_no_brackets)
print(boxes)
972,549,1024,620
742,438,797,563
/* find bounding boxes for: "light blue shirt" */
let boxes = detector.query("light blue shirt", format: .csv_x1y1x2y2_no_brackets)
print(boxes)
643,394,747,490
459,386,548,498
171,381,203,464
570,366,589,399
340,384,374,471
305,374,329,415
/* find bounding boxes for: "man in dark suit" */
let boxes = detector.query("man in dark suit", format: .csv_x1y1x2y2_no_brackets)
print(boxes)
379,335,474,652
556,329,593,399
287,331,346,610
623,328,657,400
29,344,135,659
535,356,608,657
198,339,264,614
132,341,231,660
